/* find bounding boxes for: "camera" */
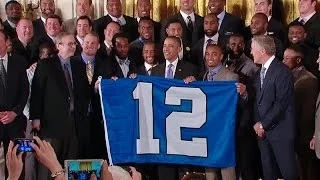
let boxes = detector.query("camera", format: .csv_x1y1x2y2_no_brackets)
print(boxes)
14,138,35,152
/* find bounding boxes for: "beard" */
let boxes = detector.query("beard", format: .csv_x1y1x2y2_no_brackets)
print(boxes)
204,29,218,37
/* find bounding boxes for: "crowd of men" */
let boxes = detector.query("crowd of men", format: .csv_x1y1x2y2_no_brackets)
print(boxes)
1,0,320,179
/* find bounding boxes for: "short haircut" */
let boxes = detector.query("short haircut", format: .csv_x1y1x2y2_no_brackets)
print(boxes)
5,0,21,10
139,17,153,26
17,17,32,26
105,21,121,30
85,31,100,41
286,44,304,59
255,0,272,5
228,33,245,42
112,32,129,47
288,21,306,32
205,44,224,54
76,16,93,27
165,18,182,30
204,13,219,23
77,0,92,5
46,14,63,26
252,12,268,23
0,30,9,41
56,32,73,45
252,35,276,55
165,36,181,47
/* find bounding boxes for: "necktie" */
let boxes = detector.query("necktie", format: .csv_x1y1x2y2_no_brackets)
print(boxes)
0,59,6,104
86,61,94,84
187,16,193,43
207,70,216,81
166,64,174,79
300,18,305,25
63,63,74,112
147,68,151,75
119,59,130,66
207,39,213,45
260,67,266,88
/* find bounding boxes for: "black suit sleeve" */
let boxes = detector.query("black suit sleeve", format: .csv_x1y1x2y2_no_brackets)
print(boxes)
13,59,29,115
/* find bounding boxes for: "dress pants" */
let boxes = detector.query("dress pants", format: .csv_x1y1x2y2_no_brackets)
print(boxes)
37,112,78,180
205,167,236,180
296,141,320,180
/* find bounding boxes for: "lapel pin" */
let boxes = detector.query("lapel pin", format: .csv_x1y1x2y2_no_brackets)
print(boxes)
186,47,190,51
179,69,181,71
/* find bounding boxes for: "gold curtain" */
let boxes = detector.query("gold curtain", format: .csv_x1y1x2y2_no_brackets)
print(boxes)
122,0,300,26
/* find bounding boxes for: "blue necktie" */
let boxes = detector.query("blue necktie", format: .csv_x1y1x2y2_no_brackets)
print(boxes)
260,67,266,88
166,64,174,79
207,70,216,81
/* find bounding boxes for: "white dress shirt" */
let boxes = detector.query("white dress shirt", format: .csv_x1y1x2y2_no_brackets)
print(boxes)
180,10,195,25
76,35,84,46
299,11,316,24
116,56,130,77
0,53,8,72
262,55,275,76
217,10,226,30
165,58,179,78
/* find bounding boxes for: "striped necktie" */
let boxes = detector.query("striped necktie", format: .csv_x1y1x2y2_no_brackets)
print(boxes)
86,61,94,84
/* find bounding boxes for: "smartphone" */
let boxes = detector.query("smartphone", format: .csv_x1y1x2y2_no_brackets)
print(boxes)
14,138,35,152
65,159,103,180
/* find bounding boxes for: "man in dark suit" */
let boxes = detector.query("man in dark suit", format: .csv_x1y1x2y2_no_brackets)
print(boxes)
30,14,63,64
129,17,154,67
93,0,138,43
245,13,284,60
33,0,56,38
192,13,223,71
97,21,121,61
151,35,198,180
251,35,298,180
101,33,136,79
74,16,93,56
3,0,22,39
253,0,286,42
64,0,92,34
30,32,89,179
136,0,161,43
208,0,245,44
283,45,320,180
11,18,34,67
160,0,204,46
291,0,320,49
0,29,29,178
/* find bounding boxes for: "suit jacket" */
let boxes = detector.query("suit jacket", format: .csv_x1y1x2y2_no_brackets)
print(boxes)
253,58,295,140
100,54,136,78
293,66,318,145
3,20,17,39
152,20,161,43
315,93,320,158
32,18,47,38
64,17,77,34
219,12,245,43
97,43,112,62
160,12,204,46
93,15,138,43
11,38,32,66
292,13,320,49
75,37,83,57
191,36,223,71
29,55,90,139
129,38,144,67
268,17,286,42
151,60,198,80
0,54,29,139
200,66,239,81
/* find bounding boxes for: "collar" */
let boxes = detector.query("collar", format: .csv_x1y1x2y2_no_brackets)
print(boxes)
144,62,156,71
104,41,112,49
47,34,56,43
204,34,219,44
0,53,8,71
262,55,275,70
81,53,95,64
76,35,84,45
299,11,316,23
180,10,195,22
41,16,46,24
292,65,304,79
136,17,140,23
217,10,226,22
6,19,16,28
138,37,145,44
268,16,272,22
115,55,129,63
58,54,71,65
108,14,126,26
18,37,28,48
208,63,222,74
166,58,179,68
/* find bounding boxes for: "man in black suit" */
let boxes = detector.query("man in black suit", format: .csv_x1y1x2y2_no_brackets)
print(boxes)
75,16,93,56
3,0,22,39
32,0,55,37
160,0,204,46
287,22,319,80
245,13,284,60
30,14,63,64
93,0,138,43
253,0,286,42
0,29,29,178
76,31,105,159
33,0,56,38
192,13,222,71
11,18,34,67
151,35,198,180
129,17,154,67
208,0,245,44
136,0,161,43
291,0,320,49
97,21,121,61
30,32,89,179
101,33,136,79
251,35,298,180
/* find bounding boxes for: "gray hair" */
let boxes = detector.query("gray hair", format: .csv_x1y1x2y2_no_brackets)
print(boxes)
252,35,276,56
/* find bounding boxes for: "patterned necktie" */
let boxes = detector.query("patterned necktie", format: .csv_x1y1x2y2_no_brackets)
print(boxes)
207,70,216,81
119,59,130,66
86,61,94,84
300,18,305,25
0,59,6,89
63,63,74,112
260,67,266,88
187,16,193,43
166,64,174,79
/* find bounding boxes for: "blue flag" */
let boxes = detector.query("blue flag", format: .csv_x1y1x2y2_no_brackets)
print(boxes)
99,76,238,168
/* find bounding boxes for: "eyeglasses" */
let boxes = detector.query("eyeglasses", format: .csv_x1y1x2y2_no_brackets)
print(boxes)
59,42,77,47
